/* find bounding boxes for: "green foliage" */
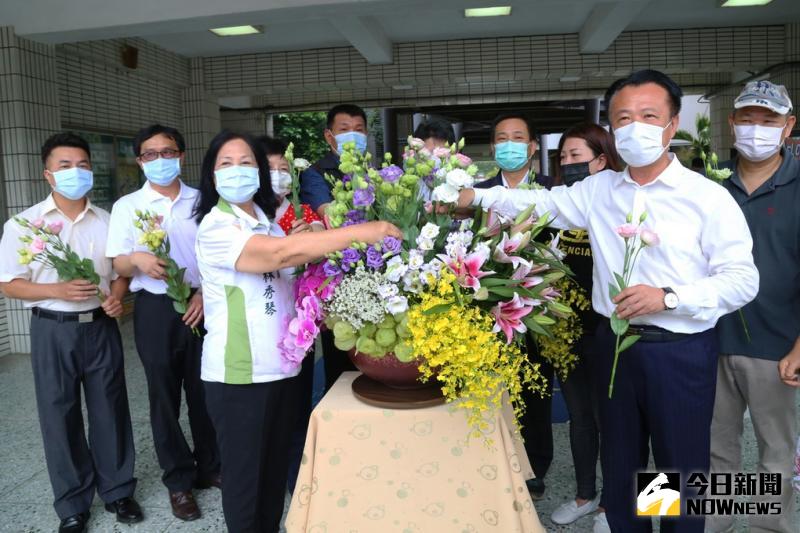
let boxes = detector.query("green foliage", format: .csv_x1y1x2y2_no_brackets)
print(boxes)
273,112,330,161
675,114,711,163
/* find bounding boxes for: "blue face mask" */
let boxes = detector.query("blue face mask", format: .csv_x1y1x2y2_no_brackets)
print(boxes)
335,131,368,154
214,165,260,204
494,141,531,171
52,167,93,200
142,157,180,186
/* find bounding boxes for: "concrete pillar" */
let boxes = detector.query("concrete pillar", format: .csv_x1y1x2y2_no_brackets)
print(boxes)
0,26,61,355
182,57,221,187
538,134,550,176
265,113,275,137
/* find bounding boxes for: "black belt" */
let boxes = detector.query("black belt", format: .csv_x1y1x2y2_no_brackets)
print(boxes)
31,307,105,323
604,319,691,343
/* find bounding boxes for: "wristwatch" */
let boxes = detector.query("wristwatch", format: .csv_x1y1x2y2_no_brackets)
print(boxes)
662,287,679,310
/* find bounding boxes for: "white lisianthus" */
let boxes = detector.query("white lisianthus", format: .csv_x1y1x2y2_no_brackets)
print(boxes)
420,222,440,240
417,237,434,251
407,136,425,150
378,284,399,299
407,250,424,271
386,295,409,315
431,183,459,203
293,158,311,171
445,168,474,190
385,256,408,282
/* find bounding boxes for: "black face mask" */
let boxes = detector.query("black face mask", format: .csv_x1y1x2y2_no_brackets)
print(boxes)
560,162,592,185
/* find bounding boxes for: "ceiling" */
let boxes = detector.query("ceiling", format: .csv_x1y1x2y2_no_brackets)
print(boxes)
4,0,799,61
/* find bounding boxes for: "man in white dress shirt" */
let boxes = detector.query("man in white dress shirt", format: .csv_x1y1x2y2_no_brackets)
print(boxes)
456,70,759,533
106,125,219,521
0,133,142,533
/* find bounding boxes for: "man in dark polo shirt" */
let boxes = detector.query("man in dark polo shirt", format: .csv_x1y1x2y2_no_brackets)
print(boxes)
710,80,799,533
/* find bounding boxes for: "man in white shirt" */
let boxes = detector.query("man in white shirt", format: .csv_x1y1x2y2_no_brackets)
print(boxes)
0,133,142,533
456,70,759,532
106,125,219,522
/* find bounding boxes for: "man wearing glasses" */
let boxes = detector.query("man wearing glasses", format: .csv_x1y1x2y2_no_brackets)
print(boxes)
106,125,220,522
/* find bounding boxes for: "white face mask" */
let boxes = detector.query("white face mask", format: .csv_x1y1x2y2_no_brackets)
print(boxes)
733,124,785,162
614,120,672,168
270,169,292,197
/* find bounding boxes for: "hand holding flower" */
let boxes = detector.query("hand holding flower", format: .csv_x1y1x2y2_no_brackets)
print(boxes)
182,291,204,329
613,284,667,320
131,251,168,280
55,279,98,302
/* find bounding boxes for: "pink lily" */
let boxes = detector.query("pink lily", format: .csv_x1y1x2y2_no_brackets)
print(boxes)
493,231,531,268
438,249,494,291
511,261,545,289
479,209,504,238
491,293,537,344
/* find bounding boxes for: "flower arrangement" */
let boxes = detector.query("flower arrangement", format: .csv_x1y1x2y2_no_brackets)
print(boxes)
280,138,574,438
134,210,198,335
15,217,104,300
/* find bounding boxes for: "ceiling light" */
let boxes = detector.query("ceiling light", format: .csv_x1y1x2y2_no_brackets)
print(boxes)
209,25,263,37
464,6,512,17
719,0,773,6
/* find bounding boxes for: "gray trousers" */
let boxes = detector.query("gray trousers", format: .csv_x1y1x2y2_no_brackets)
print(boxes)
709,354,798,533
30,311,136,519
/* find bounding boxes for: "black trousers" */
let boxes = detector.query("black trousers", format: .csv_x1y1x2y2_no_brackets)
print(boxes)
133,291,219,492
559,333,601,501
519,337,554,480
30,311,136,519
595,323,718,532
205,377,300,533
321,328,356,392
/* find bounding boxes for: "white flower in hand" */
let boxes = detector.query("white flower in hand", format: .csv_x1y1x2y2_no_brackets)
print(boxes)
445,168,474,190
293,158,311,171
432,183,459,203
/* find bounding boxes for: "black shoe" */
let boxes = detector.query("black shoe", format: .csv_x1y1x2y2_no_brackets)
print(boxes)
104,496,143,524
526,478,546,499
193,471,222,490
59,512,89,533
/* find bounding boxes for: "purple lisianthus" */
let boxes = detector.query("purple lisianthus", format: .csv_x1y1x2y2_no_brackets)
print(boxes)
379,164,404,183
341,174,352,184
353,185,375,207
323,260,342,277
382,236,402,255
344,209,366,225
341,247,361,272
366,246,385,269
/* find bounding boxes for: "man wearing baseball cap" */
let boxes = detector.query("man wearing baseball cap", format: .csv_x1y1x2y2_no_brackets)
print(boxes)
710,80,798,532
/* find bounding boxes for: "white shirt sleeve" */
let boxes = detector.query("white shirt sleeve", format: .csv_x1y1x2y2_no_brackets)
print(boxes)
0,219,30,283
672,191,759,322
470,176,598,231
196,216,253,271
105,200,135,258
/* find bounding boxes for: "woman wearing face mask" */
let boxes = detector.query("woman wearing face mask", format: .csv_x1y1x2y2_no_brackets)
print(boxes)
194,130,401,533
258,136,324,235
548,123,623,527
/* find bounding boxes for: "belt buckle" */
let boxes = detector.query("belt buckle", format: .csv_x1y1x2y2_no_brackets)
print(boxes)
78,312,94,323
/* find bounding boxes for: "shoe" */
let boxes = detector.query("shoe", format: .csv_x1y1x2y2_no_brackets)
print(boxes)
593,512,611,533
104,497,143,524
59,512,89,533
194,471,222,489
170,490,201,521
551,495,601,525
526,477,546,499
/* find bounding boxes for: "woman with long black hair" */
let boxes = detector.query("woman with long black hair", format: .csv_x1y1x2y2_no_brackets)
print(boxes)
194,130,401,532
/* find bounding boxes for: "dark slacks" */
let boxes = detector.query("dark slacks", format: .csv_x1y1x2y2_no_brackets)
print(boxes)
205,377,300,533
133,291,219,492
30,311,136,519
560,333,601,501
520,337,554,480
595,323,718,533
321,328,356,392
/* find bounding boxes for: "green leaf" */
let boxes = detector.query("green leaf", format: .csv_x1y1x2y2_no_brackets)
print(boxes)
532,314,556,325
422,303,452,316
547,301,573,315
618,334,640,353
609,313,629,336
523,316,550,337
614,273,626,291
608,281,620,300
480,277,511,288
172,301,187,314
487,286,517,298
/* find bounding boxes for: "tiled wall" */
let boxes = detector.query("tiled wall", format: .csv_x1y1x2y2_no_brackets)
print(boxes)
182,58,221,185
0,26,61,355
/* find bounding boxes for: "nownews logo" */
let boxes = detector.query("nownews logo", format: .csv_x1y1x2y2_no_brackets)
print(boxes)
636,472,783,517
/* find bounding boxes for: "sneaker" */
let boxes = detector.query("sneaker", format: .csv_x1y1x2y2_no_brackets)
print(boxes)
593,512,611,533
551,495,601,525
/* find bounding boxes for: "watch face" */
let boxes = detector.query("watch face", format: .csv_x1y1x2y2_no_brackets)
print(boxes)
665,292,679,309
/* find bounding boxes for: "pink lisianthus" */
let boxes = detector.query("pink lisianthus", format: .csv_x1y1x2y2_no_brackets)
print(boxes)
438,249,494,291
640,228,660,247
29,236,46,255
616,223,640,239
433,146,451,159
45,221,63,235
455,153,472,168
491,293,537,344
31,218,45,229
423,201,433,214
493,231,532,268
407,137,425,150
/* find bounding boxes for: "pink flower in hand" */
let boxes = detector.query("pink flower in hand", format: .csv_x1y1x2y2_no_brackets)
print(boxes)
29,237,46,254
46,221,63,235
616,223,640,239
491,293,537,344
640,228,660,247
31,218,45,229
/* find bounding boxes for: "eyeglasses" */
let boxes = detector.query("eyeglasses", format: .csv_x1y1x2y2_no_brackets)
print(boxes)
139,149,181,162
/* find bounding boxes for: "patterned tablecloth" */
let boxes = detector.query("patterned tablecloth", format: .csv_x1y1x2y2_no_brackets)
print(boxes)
285,372,544,533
